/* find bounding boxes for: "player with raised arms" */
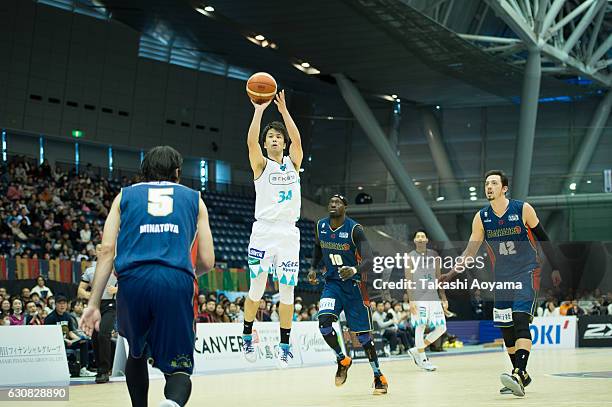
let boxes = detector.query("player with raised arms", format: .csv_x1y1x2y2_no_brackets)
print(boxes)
242,86,303,368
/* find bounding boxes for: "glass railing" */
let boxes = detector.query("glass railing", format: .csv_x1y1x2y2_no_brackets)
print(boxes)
304,172,608,206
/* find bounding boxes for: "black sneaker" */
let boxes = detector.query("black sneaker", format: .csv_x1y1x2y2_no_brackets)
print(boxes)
500,370,531,394
335,357,352,387
499,369,525,397
373,374,388,395
95,372,110,384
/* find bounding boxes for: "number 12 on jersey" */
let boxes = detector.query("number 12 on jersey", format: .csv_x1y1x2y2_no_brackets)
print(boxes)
278,190,293,203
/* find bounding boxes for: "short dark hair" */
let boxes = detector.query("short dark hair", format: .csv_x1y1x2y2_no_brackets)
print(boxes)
261,121,289,153
484,170,509,188
412,229,427,240
140,146,183,182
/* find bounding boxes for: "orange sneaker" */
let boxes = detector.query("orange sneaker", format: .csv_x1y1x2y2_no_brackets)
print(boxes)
373,374,388,395
334,356,352,386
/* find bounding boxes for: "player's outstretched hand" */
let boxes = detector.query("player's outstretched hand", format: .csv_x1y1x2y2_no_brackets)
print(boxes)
274,90,288,115
338,266,357,281
80,306,101,337
551,269,562,287
251,98,272,111
307,269,318,285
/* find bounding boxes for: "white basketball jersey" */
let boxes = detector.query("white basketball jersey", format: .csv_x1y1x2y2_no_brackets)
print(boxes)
254,156,301,222
409,249,440,300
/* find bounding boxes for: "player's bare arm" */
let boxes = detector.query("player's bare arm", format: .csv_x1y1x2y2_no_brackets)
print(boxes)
405,257,416,315
247,99,272,178
309,228,322,285
440,212,484,282
80,192,121,335
522,202,562,287
196,197,215,274
274,90,303,170
435,257,449,309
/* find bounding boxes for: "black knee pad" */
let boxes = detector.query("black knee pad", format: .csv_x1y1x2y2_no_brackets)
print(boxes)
318,314,336,336
164,373,192,407
513,312,532,340
500,326,516,348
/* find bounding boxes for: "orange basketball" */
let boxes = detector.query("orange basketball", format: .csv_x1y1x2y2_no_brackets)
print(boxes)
246,72,277,104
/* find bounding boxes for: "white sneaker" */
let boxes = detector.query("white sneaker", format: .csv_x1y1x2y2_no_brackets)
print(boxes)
276,344,293,369
421,359,437,371
159,400,180,407
79,367,97,377
408,348,422,366
242,336,257,363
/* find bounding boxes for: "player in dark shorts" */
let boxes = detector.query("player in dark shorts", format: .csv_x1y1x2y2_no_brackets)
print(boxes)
81,146,215,407
308,194,388,395
441,170,561,397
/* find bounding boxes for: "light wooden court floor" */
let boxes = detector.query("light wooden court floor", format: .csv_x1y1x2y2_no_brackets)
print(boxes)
6,348,612,407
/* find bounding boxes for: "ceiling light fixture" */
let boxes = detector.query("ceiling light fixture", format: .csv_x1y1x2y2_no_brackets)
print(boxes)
204,5,215,12
391,94,397,99
255,34,265,41
260,40,269,47
301,62,310,68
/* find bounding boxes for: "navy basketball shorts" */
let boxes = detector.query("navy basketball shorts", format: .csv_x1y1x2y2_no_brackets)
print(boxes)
317,279,372,333
493,268,540,328
116,265,198,374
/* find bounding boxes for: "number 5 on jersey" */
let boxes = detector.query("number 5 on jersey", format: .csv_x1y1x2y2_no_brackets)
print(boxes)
278,190,293,203
148,188,174,216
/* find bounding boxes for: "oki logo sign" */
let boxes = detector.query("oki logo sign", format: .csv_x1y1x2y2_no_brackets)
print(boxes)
529,317,576,349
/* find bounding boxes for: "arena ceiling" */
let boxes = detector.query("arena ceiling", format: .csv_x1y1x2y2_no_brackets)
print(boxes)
99,0,610,107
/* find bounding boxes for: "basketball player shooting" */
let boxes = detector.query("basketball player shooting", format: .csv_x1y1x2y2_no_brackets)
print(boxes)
242,90,303,368
440,170,562,397
80,146,215,407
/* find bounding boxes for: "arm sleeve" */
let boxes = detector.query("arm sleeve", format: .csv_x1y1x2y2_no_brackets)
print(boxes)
530,222,561,271
353,225,373,282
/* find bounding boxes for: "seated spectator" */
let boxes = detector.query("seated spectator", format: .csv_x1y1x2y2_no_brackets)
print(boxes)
9,298,25,325
1,299,11,318
372,302,399,355
566,300,585,316
198,300,217,323
559,300,572,316
25,300,44,325
543,300,560,317
269,302,279,322
0,287,7,299
256,298,271,322
70,299,84,326
45,295,55,313
215,304,230,323
21,287,31,301
31,276,53,300
227,302,244,323
44,295,95,377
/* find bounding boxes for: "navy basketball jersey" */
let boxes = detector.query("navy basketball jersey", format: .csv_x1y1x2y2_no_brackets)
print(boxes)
316,216,361,282
114,181,200,277
479,199,539,277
